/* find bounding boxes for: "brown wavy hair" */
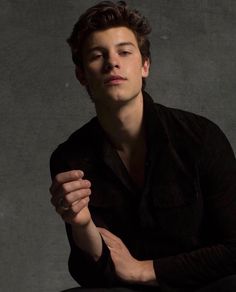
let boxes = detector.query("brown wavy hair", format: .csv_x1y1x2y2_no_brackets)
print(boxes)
67,1,151,88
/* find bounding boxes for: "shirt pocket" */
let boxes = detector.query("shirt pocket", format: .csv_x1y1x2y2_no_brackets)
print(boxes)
151,181,203,240
152,182,199,208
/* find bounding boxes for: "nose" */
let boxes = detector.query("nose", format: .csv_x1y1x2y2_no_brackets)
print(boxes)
103,52,120,72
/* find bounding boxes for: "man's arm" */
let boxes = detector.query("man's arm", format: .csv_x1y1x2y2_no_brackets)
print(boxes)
50,149,117,287
153,121,236,290
50,170,103,261
50,169,157,287
71,216,103,261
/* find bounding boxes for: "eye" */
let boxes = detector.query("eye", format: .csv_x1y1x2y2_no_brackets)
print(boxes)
119,50,132,56
90,54,102,61
88,51,104,62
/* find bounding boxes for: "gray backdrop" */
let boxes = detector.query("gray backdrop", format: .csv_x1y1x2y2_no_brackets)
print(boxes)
0,1,235,291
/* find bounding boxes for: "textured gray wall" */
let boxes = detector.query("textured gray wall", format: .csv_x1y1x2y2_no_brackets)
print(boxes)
0,1,235,291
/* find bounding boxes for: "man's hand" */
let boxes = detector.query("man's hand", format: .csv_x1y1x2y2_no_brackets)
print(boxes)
98,228,157,285
50,170,92,226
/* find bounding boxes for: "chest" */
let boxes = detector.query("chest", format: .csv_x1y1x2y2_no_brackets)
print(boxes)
117,150,146,189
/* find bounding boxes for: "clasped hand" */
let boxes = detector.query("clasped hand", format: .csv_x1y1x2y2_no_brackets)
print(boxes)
49,170,92,226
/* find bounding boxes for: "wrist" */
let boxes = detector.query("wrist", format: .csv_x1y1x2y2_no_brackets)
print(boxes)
71,216,92,229
70,206,92,228
71,219,102,261
71,217,93,236
137,260,157,285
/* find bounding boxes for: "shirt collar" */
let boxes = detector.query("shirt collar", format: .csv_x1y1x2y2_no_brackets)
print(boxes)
92,92,170,194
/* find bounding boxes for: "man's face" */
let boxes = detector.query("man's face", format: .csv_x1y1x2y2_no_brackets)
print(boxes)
77,26,150,106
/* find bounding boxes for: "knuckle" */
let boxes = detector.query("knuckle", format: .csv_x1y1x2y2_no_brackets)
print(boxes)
61,183,69,194
71,170,78,177
80,198,87,205
80,189,90,198
72,169,83,178
71,204,79,213
77,181,82,189
54,173,61,183
87,188,92,195
63,195,70,205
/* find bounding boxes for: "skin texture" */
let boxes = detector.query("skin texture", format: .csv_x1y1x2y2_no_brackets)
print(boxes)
50,170,92,226
98,228,156,285
77,27,149,107
50,27,156,284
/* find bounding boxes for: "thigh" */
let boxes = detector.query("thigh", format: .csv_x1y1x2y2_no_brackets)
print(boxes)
196,275,236,292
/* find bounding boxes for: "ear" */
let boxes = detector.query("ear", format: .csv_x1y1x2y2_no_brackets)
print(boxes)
75,65,87,86
141,58,150,78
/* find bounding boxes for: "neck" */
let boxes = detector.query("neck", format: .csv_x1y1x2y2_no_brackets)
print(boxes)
95,93,145,155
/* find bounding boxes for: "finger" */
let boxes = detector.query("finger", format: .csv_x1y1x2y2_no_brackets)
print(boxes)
55,197,70,215
50,183,91,208
64,188,91,206
98,227,122,242
49,170,84,194
61,179,91,195
60,197,90,220
52,178,91,202
99,233,122,249
70,197,90,213
99,233,114,248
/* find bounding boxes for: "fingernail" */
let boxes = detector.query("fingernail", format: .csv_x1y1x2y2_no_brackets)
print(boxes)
85,180,90,186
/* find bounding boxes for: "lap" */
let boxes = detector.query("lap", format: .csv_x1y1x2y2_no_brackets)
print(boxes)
62,275,236,292
196,275,236,292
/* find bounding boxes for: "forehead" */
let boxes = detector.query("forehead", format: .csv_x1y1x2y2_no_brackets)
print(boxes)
84,26,139,49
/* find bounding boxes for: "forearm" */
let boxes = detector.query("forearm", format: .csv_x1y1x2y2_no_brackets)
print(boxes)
155,243,236,289
71,219,103,261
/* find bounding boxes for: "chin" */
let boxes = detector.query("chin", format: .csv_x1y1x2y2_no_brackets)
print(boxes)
108,88,139,101
93,88,141,106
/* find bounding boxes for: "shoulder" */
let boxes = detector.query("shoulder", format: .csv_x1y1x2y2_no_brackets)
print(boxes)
53,117,98,154
144,92,218,141
156,102,235,162
50,117,100,177
154,102,223,144
157,103,211,130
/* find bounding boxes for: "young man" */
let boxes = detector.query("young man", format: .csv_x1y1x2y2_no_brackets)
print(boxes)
49,1,236,291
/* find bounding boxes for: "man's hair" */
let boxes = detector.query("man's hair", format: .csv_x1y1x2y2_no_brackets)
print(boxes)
67,1,152,81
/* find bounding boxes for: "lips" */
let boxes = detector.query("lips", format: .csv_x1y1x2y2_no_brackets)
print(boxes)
104,75,127,84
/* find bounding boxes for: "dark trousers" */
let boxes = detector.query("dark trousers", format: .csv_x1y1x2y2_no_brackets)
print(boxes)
61,274,236,292
196,275,236,292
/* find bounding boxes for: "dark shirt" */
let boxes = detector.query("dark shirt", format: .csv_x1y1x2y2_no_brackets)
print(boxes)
50,92,236,292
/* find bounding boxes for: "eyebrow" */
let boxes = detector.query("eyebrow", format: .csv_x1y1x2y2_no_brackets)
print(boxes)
87,42,136,53
116,42,136,48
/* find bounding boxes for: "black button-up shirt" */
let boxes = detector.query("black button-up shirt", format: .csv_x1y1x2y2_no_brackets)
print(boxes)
50,92,236,291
